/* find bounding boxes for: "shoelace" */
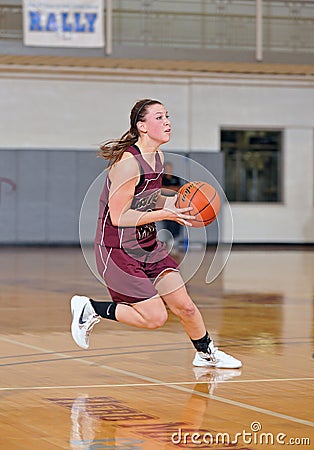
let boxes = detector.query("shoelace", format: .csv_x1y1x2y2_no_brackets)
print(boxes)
85,315,100,335
201,349,218,364
208,343,235,361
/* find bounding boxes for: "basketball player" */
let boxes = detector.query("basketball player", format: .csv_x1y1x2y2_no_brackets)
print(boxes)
70,99,242,369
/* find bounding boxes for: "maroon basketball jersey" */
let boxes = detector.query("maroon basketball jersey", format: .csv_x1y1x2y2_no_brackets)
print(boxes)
95,145,163,250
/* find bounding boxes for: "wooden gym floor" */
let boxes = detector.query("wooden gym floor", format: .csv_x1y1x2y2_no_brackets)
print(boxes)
0,245,313,449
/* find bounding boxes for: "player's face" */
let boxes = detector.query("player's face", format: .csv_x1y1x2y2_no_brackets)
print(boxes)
141,104,171,144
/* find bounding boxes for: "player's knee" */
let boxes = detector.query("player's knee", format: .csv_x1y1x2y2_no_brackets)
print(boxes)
179,302,197,319
145,311,168,329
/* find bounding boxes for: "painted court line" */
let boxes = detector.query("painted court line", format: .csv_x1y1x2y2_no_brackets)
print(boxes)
1,336,313,428
1,377,314,391
0,341,189,360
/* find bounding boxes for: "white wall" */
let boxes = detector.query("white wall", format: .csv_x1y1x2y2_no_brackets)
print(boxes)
0,75,190,150
0,69,313,243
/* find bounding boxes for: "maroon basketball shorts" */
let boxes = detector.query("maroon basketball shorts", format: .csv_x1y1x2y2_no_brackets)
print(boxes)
95,243,179,304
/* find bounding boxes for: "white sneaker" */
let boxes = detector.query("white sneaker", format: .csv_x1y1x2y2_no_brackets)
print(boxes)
70,295,100,349
193,341,242,369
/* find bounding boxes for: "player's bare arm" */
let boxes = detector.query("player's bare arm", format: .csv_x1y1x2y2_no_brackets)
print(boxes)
109,153,194,227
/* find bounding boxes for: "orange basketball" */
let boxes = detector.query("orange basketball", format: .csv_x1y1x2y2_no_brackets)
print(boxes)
176,181,220,228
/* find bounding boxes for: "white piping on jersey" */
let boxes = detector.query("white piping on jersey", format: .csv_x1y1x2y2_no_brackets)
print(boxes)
154,267,179,285
97,245,112,278
135,171,162,196
119,228,124,248
100,209,110,247
97,244,105,276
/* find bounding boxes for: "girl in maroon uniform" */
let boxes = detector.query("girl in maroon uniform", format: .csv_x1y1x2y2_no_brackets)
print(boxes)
71,99,242,369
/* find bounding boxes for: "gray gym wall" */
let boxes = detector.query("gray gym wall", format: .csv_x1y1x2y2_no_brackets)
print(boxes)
0,149,223,245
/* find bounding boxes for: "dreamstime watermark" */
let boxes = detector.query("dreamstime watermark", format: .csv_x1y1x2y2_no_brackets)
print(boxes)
171,422,311,446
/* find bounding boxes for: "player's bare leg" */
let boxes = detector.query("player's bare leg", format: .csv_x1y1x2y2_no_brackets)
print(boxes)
116,295,168,329
70,294,168,349
155,270,206,339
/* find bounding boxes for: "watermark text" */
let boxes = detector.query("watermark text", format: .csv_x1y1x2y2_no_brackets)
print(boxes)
171,422,311,446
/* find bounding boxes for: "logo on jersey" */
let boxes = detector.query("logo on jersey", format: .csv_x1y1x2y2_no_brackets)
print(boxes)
133,189,160,210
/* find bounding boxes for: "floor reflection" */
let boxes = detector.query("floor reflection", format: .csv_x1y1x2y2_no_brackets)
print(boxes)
70,394,144,449
68,367,242,449
193,367,242,396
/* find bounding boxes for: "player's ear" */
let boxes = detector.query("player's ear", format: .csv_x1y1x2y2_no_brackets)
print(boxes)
137,121,147,133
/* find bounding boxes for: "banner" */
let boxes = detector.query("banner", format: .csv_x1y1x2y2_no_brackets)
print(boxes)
23,0,104,48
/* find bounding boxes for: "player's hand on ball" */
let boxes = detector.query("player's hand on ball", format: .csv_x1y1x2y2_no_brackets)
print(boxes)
163,195,195,226
176,181,221,227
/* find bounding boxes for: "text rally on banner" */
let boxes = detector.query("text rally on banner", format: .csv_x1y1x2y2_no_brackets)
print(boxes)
23,0,104,48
